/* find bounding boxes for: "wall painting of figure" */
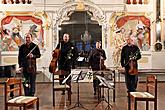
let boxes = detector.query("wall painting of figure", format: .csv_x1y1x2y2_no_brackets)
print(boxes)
0,16,43,51
110,14,150,67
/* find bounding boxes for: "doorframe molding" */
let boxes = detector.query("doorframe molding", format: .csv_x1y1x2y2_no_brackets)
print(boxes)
53,1,108,46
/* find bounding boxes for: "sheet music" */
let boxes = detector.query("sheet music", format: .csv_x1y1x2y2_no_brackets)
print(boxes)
62,69,87,83
62,72,73,84
71,69,82,74
72,75,79,81
96,75,107,87
62,69,81,84
71,71,87,82
96,75,114,89
62,69,116,84
77,57,84,61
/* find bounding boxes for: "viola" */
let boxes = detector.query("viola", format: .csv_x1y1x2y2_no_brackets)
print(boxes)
49,49,60,73
101,59,106,70
128,59,138,75
27,58,35,73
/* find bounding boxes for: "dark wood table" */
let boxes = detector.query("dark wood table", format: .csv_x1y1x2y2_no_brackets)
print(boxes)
0,64,16,78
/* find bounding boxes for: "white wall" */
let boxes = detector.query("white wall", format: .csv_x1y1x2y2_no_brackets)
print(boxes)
163,0,165,17
152,52,165,69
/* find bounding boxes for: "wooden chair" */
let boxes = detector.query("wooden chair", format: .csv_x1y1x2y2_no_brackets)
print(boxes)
129,75,157,110
52,70,71,106
4,77,39,110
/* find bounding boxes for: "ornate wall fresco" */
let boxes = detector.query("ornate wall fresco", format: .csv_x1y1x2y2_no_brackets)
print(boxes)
110,13,151,67
0,16,44,51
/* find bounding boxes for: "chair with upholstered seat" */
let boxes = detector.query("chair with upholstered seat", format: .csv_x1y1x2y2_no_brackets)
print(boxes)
52,70,71,106
129,75,157,110
4,78,39,110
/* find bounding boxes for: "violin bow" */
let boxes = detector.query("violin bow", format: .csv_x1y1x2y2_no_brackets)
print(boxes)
124,49,140,67
26,40,42,57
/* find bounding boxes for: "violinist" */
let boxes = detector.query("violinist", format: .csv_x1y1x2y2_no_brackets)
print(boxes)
121,36,141,93
18,33,41,96
55,33,75,95
88,41,106,95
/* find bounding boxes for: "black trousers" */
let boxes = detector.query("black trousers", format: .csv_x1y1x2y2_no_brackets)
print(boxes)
23,72,36,96
125,69,138,92
93,78,100,92
92,67,100,93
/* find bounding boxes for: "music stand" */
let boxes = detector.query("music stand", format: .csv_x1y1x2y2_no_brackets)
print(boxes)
77,56,85,67
61,71,73,110
92,75,113,110
68,70,88,110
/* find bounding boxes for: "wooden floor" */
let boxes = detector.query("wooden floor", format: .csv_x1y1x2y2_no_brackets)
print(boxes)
0,82,165,110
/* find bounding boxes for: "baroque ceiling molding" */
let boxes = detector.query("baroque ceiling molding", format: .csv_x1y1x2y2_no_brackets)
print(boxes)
54,0,109,44
55,1,106,25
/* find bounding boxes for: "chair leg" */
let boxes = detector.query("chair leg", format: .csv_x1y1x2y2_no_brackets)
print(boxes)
67,90,69,101
97,87,100,101
127,92,131,110
52,74,55,106
113,87,115,102
68,89,71,105
19,106,22,110
5,104,8,110
146,101,149,110
53,91,55,106
23,104,26,110
134,100,137,110
154,101,157,110
37,98,39,110
99,87,102,99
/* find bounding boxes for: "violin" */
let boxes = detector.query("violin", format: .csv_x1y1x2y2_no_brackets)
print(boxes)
128,59,138,75
49,49,60,73
26,42,41,73
101,59,106,70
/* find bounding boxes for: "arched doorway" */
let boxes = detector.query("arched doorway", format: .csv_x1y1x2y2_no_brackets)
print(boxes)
54,1,107,67
59,11,102,60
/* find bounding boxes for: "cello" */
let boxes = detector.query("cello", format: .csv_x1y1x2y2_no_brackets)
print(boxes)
49,49,60,73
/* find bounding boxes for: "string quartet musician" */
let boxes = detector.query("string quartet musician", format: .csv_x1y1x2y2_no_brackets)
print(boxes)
121,36,141,93
18,33,41,96
88,41,106,95
55,33,76,95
